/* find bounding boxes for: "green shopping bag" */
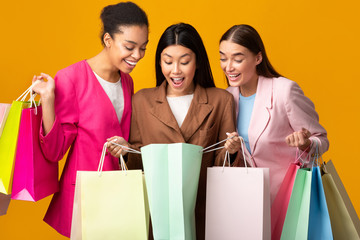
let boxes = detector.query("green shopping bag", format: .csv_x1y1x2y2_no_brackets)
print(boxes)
141,143,203,240
0,95,34,194
281,168,312,240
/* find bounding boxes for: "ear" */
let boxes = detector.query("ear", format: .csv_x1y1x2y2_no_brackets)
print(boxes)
103,32,112,48
256,52,263,65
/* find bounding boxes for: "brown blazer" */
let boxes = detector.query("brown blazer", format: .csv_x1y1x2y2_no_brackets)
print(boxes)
128,81,236,240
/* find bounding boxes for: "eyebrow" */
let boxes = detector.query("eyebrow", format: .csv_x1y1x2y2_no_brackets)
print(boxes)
125,40,149,45
163,53,191,58
219,51,244,56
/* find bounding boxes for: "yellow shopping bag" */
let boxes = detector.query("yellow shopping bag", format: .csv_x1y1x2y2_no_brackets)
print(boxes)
0,83,39,194
70,143,149,240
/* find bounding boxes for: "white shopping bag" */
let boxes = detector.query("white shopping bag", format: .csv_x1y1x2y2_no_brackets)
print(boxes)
205,141,271,240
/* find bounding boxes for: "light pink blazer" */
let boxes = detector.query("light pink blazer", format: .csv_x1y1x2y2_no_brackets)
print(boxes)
227,76,329,203
39,60,134,237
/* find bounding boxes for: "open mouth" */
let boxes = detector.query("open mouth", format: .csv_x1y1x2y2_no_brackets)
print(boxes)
124,59,137,67
228,73,241,81
171,77,184,87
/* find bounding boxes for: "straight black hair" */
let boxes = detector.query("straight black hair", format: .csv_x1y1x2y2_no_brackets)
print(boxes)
155,23,215,88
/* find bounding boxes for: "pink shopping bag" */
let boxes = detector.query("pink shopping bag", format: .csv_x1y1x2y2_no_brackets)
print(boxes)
271,161,301,240
11,106,59,201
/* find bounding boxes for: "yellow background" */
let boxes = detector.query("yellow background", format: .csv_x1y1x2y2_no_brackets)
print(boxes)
1,0,359,239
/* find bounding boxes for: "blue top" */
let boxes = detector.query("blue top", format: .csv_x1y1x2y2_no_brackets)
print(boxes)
237,93,256,153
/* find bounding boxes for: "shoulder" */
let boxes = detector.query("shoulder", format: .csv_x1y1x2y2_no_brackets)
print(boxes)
56,60,87,78
272,77,301,91
205,87,234,103
206,87,232,96
133,87,158,103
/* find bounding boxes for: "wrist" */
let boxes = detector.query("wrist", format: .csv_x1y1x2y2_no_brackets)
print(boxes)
40,92,55,103
299,140,311,152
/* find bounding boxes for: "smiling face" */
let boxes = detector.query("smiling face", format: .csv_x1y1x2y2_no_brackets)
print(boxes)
219,40,262,93
104,25,149,74
160,45,196,97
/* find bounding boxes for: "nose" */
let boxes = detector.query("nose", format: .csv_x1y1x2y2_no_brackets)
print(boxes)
132,49,141,60
172,62,182,74
225,61,234,73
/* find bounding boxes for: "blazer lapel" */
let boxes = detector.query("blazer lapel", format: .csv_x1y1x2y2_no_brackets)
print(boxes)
180,85,213,142
249,76,273,154
149,82,185,141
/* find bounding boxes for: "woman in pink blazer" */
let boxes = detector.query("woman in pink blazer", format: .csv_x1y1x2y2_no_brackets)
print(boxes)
31,2,149,237
221,25,329,204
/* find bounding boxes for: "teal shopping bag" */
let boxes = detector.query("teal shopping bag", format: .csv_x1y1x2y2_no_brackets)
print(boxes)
308,166,333,240
281,168,312,240
141,143,203,240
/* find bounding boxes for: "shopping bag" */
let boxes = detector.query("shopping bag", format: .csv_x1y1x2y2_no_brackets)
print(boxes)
205,150,271,240
321,161,359,239
281,168,312,240
0,103,11,137
0,83,39,194
271,161,301,240
308,166,333,240
0,193,11,216
0,99,33,194
141,143,203,240
70,144,149,240
325,160,360,238
11,106,59,201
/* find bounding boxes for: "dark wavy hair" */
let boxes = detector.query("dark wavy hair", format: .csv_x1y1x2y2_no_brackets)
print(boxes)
155,23,215,88
100,2,148,45
220,24,281,78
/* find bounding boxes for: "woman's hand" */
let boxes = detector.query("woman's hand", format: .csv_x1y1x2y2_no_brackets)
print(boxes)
32,73,55,135
107,136,130,158
32,73,55,101
285,128,311,151
224,132,241,154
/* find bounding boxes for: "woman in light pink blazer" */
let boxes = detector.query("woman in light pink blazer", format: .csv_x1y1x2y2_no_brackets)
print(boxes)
31,2,149,237
221,25,329,204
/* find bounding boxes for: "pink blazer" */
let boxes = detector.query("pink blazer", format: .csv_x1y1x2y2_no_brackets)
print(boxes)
39,60,133,237
227,76,329,203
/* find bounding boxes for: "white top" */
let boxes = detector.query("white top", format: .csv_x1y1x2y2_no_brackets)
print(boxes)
166,94,194,127
93,71,124,123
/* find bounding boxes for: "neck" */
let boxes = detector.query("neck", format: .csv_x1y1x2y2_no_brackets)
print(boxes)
166,83,195,97
87,49,120,83
239,75,259,97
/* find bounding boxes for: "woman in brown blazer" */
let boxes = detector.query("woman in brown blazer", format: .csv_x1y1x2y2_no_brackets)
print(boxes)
108,23,241,240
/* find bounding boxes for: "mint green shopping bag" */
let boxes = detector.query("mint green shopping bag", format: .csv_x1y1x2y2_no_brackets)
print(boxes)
141,143,203,240
281,168,312,240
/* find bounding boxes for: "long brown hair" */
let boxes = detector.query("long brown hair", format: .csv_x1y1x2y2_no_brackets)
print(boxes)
220,24,281,78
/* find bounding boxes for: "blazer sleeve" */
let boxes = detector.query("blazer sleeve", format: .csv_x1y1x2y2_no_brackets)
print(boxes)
284,81,329,156
39,69,79,162
127,95,144,170
213,92,237,166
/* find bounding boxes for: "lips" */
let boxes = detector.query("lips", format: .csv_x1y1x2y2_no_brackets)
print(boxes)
124,59,137,67
227,73,241,81
171,77,184,87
